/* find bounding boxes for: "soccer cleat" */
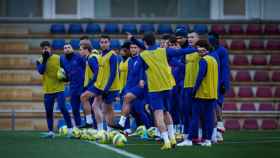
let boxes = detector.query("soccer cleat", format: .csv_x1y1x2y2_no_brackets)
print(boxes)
217,122,226,133
170,137,177,148
200,140,212,147
216,131,224,143
41,132,55,139
176,139,193,146
161,142,172,150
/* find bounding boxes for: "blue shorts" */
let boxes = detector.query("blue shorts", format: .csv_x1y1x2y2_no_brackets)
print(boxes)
126,86,145,99
148,90,171,111
91,86,119,104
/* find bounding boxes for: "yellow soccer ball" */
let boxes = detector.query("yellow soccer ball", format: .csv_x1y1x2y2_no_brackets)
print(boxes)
147,127,157,138
113,133,127,148
97,130,109,144
58,125,68,136
57,67,66,81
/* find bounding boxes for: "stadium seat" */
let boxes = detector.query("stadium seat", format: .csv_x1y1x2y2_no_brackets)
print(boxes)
69,39,80,50
224,87,235,98
243,119,258,129
228,24,244,34
238,87,254,98
225,119,240,130
269,55,280,65
274,87,280,98
264,24,279,35
259,103,274,111
50,24,66,34
256,87,273,98
219,40,229,48
175,24,190,33
266,40,280,50
210,24,226,34
272,71,280,81
223,102,237,111
52,39,65,50
104,23,120,34
240,103,256,111
122,24,138,34
157,24,173,34
230,40,246,50
254,71,270,82
91,39,100,50
230,72,234,81
110,39,121,49
277,104,280,111
246,24,263,35
139,24,155,34
193,24,208,35
232,55,249,65
235,71,251,82
261,119,278,130
249,40,264,50
251,55,267,65
68,24,83,34
86,23,101,34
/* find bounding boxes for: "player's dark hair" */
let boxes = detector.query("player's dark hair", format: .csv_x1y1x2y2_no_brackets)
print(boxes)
208,31,220,40
169,35,177,44
160,34,170,40
40,41,51,48
143,32,156,46
195,40,211,51
100,35,111,41
80,35,90,40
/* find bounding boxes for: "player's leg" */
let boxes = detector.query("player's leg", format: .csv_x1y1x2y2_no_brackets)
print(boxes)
102,91,119,131
80,90,95,128
201,100,215,147
42,93,55,138
92,95,104,131
70,93,81,127
119,92,137,127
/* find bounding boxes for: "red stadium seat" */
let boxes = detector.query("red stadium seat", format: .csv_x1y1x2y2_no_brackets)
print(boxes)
270,55,280,65
224,88,235,98
223,102,238,111
266,40,280,50
261,119,278,130
230,72,234,81
251,55,267,65
254,71,270,82
229,24,244,35
259,103,274,111
274,87,280,98
225,119,240,130
249,40,264,50
277,104,280,111
243,119,258,129
232,55,249,65
220,40,229,48
211,24,226,34
246,24,263,35
230,40,246,50
235,71,251,82
240,103,256,111
256,87,273,98
238,87,254,98
264,24,279,35
272,71,280,81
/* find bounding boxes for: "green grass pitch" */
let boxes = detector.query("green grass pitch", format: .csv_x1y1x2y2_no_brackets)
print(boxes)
0,130,280,158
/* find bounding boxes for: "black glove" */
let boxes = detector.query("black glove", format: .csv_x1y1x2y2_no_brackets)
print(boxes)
220,85,226,95
42,51,50,63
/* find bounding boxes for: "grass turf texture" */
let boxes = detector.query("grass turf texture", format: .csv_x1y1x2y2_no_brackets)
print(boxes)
0,131,280,158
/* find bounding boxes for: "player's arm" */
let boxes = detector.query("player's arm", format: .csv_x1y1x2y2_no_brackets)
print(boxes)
192,58,207,96
104,54,118,92
36,52,50,74
166,47,197,58
87,56,99,86
137,57,148,88
220,48,230,93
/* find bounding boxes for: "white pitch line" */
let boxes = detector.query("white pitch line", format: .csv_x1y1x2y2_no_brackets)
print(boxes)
88,141,144,158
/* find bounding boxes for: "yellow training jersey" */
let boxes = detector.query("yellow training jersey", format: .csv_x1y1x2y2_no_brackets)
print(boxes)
94,50,120,91
37,54,64,94
140,48,175,92
119,58,130,91
184,52,200,88
195,55,219,99
84,53,100,87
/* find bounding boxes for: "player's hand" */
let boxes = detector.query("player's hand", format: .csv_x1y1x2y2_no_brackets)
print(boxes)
139,80,145,88
126,32,133,41
42,51,50,63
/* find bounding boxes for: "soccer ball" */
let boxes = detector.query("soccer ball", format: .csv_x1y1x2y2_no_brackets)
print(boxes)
72,127,81,138
87,129,98,141
80,129,91,140
135,125,147,136
57,67,66,80
97,130,109,144
147,127,157,138
108,130,119,142
113,133,127,148
58,125,68,136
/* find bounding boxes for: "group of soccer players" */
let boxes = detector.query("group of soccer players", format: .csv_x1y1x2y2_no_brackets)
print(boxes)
36,25,230,150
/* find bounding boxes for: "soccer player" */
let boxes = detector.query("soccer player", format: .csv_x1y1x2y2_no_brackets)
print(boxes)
60,43,85,127
36,41,73,138
91,35,120,131
137,32,197,150
208,32,230,142
80,43,100,128
177,31,201,146
183,40,219,147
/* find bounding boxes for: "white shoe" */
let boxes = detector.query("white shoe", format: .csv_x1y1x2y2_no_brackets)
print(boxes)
201,140,212,147
216,131,223,142
176,139,193,146
217,122,226,133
